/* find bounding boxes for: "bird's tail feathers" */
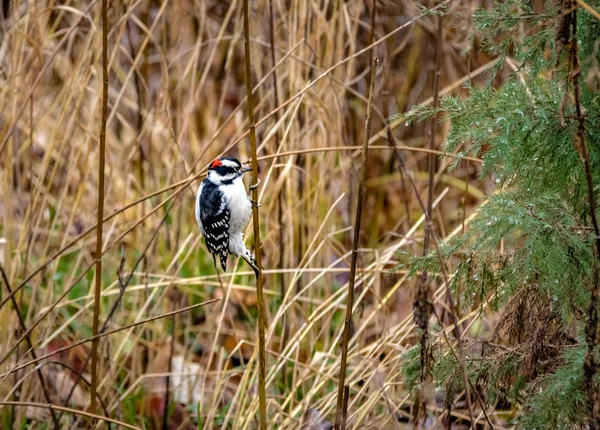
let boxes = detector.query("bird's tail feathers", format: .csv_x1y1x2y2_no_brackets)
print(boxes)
211,252,228,272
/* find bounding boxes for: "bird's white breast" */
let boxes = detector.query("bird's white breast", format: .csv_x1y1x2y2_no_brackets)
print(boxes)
222,176,252,233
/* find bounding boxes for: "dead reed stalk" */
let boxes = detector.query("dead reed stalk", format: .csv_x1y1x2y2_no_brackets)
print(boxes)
242,0,268,427
334,55,378,430
90,0,109,415
413,9,444,424
568,8,600,428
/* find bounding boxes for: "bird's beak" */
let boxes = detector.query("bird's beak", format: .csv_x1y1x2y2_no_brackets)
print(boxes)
241,166,252,173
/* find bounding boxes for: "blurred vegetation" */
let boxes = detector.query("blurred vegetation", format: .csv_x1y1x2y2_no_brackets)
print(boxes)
0,0,598,428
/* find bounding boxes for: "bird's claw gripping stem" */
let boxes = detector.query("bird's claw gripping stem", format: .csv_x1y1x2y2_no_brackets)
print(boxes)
249,178,261,191
250,199,261,207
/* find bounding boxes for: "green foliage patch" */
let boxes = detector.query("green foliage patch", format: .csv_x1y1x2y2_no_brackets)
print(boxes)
396,0,600,426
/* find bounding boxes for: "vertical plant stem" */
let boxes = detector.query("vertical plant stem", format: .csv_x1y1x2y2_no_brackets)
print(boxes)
1,0,9,19
461,160,469,236
569,9,600,429
90,0,109,416
334,56,378,430
268,0,289,389
382,60,411,234
162,304,176,430
241,0,267,428
340,384,350,429
0,267,60,429
413,10,443,424
126,12,145,189
425,14,442,252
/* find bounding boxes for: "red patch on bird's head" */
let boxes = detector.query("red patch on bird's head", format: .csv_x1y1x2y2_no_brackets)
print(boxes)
210,159,223,169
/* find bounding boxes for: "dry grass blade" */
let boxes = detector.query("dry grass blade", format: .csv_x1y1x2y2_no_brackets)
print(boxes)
334,56,378,430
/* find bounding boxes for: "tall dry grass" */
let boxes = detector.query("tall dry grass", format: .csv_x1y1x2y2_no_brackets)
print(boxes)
0,0,505,428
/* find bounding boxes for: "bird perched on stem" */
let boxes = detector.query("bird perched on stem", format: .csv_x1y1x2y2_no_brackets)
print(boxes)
195,157,259,272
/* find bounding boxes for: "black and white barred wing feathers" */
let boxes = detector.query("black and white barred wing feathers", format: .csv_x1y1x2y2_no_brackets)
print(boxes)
197,182,230,271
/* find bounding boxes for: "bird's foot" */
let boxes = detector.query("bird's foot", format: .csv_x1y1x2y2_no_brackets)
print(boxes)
249,178,261,191
250,199,262,207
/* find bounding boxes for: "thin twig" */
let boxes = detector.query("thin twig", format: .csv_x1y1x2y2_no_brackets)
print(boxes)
576,0,600,20
382,67,411,233
162,301,177,430
242,0,268,426
334,56,378,430
125,8,145,188
0,267,61,429
46,361,110,418
268,0,289,390
252,145,482,164
413,9,445,424
90,0,109,416
341,385,350,429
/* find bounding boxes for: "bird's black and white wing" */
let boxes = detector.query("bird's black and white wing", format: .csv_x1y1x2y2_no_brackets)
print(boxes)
197,180,230,271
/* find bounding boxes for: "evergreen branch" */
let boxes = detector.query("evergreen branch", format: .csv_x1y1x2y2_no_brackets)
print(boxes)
398,1,600,426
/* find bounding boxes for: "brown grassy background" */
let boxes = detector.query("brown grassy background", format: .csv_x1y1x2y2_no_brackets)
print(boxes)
0,0,509,428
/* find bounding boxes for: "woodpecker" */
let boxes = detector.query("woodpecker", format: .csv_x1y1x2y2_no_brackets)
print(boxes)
195,157,259,272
